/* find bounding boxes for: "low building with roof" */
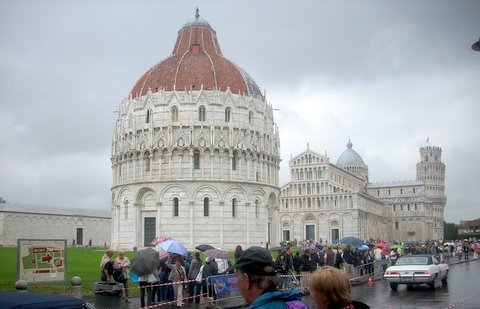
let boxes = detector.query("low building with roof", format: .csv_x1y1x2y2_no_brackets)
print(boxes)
279,142,446,243
0,203,111,247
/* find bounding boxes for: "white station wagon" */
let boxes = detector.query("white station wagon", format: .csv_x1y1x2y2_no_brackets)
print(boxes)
384,254,449,291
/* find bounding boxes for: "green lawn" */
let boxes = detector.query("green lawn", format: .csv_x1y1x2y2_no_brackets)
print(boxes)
0,247,140,298
0,246,286,298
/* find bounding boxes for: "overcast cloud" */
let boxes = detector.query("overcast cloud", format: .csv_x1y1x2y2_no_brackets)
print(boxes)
1,0,479,224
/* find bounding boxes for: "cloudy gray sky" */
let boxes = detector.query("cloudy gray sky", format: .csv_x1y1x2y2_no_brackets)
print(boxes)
1,0,479,224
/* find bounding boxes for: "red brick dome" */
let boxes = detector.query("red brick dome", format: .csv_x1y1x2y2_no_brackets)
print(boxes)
131,11,263,99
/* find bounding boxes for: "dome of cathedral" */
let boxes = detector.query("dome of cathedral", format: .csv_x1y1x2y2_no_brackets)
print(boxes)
130,9,263,99
336,141,366,167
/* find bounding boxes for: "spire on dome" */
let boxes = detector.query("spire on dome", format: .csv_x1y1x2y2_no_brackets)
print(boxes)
195,7,200,19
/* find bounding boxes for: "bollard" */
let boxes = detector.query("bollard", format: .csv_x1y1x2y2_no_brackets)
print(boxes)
15,280,28,292
71,276,82,299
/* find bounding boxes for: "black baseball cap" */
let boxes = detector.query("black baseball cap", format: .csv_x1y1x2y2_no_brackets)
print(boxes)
235,246,276,276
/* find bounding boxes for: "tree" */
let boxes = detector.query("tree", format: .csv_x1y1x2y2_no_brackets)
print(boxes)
444,221,458,240
0,196,6,203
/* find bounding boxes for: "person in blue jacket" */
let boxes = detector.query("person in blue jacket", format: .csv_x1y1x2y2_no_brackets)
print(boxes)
235,246,309,308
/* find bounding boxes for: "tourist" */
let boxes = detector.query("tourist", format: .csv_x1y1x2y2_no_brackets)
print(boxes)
324,246,335,267
309,266,369,309
167,256,187,307
202,256,218,301
138,272,156,308
99,249,114,282
275,253,288,290
463,242,470,261
342,245,355,279
235,246,308,308
187,252,203,303
113,249,130,303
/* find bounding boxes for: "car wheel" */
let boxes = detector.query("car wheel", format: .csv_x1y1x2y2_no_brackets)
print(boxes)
429,274,438,290
390,282,398,291
441,271,448,286
406,284,413,291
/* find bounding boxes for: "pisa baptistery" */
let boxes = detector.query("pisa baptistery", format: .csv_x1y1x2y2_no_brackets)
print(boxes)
111,10,281,250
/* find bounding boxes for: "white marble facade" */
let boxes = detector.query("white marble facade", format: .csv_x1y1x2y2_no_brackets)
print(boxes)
279,143,446,243
110,90,281,250
0,203,111,247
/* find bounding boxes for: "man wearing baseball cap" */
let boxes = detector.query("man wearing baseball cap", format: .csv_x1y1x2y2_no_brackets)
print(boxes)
235,246,308,308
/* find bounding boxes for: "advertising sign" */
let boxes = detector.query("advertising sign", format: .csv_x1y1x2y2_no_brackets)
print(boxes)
17,239,67,283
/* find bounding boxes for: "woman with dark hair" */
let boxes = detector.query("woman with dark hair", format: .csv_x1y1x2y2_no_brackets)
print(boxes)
234,245,243,260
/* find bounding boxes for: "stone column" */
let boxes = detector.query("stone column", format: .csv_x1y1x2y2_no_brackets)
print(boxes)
219,201,224,246
189,201,195,246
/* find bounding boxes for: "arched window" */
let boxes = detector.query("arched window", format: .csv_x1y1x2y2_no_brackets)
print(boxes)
225,107,231,122
232,198,237,217
232,151,238,170
144,153,150,172
173,197,179,217
146,109,152,123
124,199,129,219
395,221,399,229
193,149,200,169
255,200,259,218
129,114,134,128
204,197,209,217
198,106,206,121
171,106,178,122
248,111,253,124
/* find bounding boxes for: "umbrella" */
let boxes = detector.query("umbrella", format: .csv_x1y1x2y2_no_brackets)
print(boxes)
374,243,388,248
315,244,324,250
389,244,405,249
443,242,454,247
205,248,231,260
358,244,370,251
156,239,188,256
269,246,284,251
151,235,173,245
130,247,160,277
339,236,365,247
195,244,215,252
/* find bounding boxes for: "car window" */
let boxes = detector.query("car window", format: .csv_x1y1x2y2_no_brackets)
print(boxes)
396,257,429,265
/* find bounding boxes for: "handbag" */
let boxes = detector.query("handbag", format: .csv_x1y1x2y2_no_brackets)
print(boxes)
195,265,204,283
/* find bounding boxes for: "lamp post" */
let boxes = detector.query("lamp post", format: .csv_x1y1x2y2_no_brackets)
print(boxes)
472,38,480,51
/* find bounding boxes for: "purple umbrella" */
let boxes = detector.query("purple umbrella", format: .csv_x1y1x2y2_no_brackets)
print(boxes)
156,239,188,256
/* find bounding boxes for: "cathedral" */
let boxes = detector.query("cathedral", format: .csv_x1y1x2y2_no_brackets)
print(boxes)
279,142,446,243
110,11,446,250
110,10,281,250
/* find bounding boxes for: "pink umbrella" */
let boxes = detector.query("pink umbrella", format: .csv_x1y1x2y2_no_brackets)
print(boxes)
205,248,231,260
151,235,173,245
374,242,388,248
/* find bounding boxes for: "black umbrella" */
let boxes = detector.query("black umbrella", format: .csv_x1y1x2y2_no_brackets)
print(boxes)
195,244,215,252
130,247,160,277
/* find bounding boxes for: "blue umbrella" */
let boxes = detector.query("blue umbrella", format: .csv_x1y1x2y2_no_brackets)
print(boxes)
339,236,365,247
156,239,188,256
358,244,369,251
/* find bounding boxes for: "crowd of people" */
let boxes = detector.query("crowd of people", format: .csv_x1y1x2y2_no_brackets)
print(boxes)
97,238,478,308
